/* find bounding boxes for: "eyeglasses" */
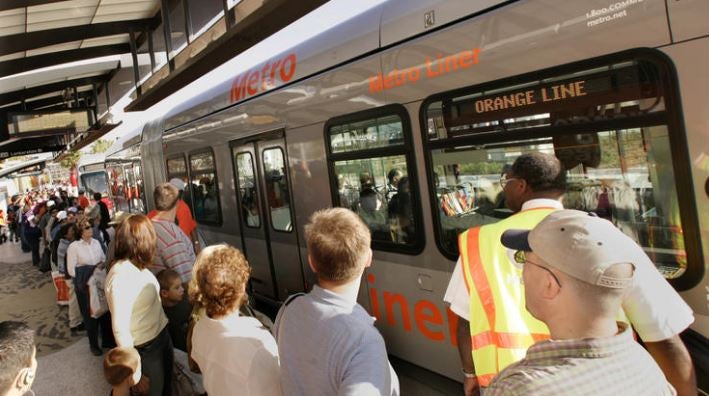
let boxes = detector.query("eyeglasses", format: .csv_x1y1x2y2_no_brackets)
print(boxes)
499,174,520,188
514,250,562,288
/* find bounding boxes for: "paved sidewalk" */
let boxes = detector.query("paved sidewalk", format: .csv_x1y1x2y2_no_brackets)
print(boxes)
0,241,109,395
0,241,82,355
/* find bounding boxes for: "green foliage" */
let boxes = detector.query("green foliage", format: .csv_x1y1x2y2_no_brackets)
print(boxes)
60,150,81,170
89,139,113,154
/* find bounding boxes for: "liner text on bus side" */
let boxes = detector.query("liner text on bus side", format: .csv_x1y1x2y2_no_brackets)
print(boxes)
368,274,459,347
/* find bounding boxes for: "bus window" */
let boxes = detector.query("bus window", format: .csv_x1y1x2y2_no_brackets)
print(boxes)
326,107,422,253
235,152,261,228
80,171,108,197
131,161,147,213
422,54,701,287
166,155,192,210
106,164,130,213
189,149,222,225
262,148,292,232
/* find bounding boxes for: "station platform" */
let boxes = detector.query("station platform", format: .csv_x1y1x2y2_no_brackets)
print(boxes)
0,241,109,395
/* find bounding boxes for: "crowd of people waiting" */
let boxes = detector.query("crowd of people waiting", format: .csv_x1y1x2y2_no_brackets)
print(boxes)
0,153,699,395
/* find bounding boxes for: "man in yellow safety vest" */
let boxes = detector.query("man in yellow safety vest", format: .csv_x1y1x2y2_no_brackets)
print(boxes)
444,152,696,396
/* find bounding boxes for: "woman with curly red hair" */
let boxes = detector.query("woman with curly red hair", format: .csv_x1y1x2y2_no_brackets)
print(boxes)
189,244,281,396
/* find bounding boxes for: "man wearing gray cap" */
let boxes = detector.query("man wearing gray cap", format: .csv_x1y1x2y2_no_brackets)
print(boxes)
486,210,675,395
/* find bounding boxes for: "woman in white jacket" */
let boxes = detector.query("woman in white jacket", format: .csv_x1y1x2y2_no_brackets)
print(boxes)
105,214,173,396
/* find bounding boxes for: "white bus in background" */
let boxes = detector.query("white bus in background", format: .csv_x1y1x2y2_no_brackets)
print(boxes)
78,153,114,212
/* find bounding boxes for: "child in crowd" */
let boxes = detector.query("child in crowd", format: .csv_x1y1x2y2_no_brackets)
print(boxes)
157,269,192,352
103,347,145,396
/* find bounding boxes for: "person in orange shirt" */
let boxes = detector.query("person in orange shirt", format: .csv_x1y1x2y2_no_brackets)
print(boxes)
147,178,199,253
78,190,90,209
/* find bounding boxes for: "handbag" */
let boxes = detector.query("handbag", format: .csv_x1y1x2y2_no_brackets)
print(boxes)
172,348,205,396
87,267,109,318
241,304,274,332
51,271,69,306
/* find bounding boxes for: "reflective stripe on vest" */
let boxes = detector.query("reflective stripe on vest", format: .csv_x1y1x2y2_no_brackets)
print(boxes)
459,208,556,386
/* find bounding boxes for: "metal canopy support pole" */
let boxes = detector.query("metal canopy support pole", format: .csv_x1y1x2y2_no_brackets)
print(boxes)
129,30,142,96
91,83,98,124
222,0,235,29
91,83,98,107
183,0,193,43
160,0,175,72
147,28,156,70
105,82,111,108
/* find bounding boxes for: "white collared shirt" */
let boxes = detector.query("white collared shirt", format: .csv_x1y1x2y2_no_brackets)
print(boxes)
192,311,281,396
66,238,105,277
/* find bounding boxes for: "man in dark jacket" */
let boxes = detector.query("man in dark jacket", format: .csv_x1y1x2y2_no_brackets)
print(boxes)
93,193,111,244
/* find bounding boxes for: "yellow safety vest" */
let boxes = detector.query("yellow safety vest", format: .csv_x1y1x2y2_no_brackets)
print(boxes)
459,207,555,386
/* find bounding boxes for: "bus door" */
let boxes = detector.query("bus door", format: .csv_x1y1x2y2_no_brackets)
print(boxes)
231,133,304,301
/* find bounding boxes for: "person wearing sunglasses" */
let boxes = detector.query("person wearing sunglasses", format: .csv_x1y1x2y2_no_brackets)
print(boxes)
486,210,675,395
66,218,115,356
443,152,695,396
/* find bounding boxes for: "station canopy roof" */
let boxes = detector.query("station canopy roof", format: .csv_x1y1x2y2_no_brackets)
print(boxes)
0,0,160,160
0,0,326,163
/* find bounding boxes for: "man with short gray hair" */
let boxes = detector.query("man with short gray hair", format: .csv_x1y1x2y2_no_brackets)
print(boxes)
486,210,675,395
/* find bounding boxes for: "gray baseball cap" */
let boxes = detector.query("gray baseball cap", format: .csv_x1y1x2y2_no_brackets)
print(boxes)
501,210,636,289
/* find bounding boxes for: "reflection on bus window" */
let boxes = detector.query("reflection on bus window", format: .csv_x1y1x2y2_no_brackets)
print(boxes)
80,171,108,196
428,131,687,279
329,114,404,154
262,148,292,232
234,152,260,228
107,160,146,214
334,156,415,244
327,110,419,249
108,165,130,213
167,156,192,210
189,150,221,224
424,58,690,280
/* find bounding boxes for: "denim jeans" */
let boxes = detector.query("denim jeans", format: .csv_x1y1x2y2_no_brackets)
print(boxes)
136,327,174,396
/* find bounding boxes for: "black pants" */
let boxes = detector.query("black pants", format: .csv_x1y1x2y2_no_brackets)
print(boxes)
19,223,30,252
28,238,40,266
74,285,114,349
136,327,174,396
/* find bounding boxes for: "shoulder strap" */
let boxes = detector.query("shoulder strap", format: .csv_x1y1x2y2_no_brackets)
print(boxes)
284,292,305,306
275,292,306,340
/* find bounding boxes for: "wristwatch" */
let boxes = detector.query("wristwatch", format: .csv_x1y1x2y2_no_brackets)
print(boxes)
462,369,477,379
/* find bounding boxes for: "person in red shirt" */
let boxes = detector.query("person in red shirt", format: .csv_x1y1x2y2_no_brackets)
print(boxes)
147,178,199,253
78,190,90,209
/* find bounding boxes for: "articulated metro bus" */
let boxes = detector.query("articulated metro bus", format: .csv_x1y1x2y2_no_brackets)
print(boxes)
104,0,709,386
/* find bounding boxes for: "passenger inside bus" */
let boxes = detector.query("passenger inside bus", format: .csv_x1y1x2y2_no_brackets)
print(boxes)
388,176,414,244
355,172,389,241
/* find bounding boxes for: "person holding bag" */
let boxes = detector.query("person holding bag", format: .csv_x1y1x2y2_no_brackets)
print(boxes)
66,217,114,356
106,214,174,396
